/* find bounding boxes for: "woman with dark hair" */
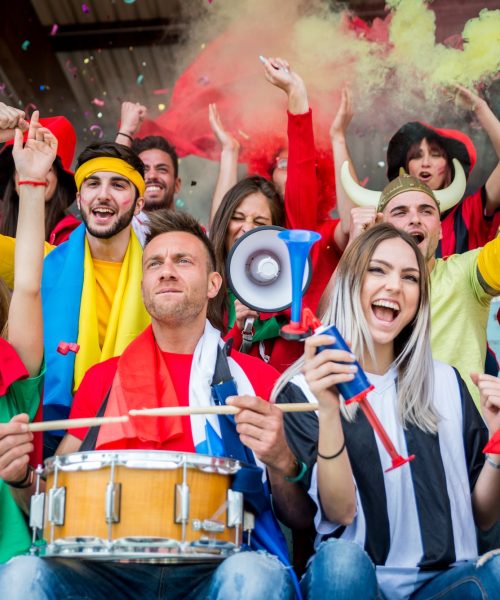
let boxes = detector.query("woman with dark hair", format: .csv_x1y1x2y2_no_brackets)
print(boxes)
273,223,500,599
0,109,79,245
210,175,290,367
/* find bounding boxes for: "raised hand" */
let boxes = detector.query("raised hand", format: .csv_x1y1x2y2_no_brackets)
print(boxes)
208,103,240,152
12,111,57,182
330,85,354,139
119,101,147,138
0,102,28,143
260,55,308,114
471,373,500,436
453,84,486,114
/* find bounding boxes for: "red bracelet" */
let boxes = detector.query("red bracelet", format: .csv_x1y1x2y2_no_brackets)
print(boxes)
18,180,48,187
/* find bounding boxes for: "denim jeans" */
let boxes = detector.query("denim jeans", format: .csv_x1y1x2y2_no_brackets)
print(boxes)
0,551,294,600
410,550,500,599
300,538,380,600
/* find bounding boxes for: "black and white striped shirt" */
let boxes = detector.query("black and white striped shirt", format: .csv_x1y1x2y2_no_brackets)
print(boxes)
281,361,487,600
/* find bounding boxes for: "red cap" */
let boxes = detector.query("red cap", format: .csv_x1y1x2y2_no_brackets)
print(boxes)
2,116,76,174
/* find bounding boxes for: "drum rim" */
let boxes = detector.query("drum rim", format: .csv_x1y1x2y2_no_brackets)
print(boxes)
44,450,242,474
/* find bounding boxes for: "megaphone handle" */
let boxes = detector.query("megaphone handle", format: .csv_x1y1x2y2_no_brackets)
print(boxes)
240,317,255,354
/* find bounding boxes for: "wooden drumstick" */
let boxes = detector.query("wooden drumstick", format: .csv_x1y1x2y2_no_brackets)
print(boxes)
26,403,319,432
129,402,319,417
27,415,129,433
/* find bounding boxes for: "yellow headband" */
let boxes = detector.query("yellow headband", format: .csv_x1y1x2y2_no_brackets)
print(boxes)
74,157,145,197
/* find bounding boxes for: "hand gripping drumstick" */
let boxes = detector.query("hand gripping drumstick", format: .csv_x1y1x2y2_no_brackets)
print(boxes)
26,403,319,432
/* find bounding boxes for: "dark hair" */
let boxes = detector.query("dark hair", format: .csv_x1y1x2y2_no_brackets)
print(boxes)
76,141,145,199
132,136,179,179
209,175,284,321
77,142,145,176
0,155,76,241
145,209,223,331
0,277,11,338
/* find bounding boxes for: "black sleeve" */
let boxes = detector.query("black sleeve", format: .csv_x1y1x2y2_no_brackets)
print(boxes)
276,381,319,489
455,368,488,491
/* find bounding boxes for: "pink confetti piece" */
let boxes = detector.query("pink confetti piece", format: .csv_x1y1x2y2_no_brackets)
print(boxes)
90,124,104,138
82,3,89,13
91,98,105,106
50,24,59,36
153,88,169,95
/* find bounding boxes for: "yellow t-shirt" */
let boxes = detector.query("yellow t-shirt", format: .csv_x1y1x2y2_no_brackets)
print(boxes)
430,250,492,407
93,258,123,348
0,234,53,289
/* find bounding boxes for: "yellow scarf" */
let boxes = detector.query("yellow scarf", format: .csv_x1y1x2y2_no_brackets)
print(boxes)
74,231,150,389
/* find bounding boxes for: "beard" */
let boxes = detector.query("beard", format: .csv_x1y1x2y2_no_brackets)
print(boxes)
143,190,174,212
81,200,137,239
143,288,207,326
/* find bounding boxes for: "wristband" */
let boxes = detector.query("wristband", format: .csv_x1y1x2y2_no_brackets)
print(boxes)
117,131,134,142
485,455,500,470
18,180,48,187
317,440,346,461
284,459,308,483
6,465,34,489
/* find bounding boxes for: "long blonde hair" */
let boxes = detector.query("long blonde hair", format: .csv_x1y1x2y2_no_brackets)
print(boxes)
272,224,438,433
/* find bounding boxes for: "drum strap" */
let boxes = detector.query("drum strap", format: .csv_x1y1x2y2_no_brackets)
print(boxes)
79,388,112,451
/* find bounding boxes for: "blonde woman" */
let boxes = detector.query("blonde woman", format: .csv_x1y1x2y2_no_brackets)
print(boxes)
273,224,500,599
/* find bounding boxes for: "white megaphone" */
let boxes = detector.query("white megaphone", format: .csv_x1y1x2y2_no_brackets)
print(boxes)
226,226,313,314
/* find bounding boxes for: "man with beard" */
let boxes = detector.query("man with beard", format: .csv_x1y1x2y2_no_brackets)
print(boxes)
0,211,313,599
116,102,181,245
0,141,151,454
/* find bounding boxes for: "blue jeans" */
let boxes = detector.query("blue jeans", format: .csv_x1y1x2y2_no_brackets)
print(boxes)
410,550,500,599
0,551,294,599
300,538,380,599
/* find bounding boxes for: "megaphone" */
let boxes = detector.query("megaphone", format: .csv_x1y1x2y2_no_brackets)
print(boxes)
226,226,314,313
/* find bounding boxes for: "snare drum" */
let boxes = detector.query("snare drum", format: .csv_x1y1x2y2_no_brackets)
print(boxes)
30,451,247,562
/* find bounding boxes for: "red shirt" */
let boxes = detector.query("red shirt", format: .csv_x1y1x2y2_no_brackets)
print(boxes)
68,348,279,449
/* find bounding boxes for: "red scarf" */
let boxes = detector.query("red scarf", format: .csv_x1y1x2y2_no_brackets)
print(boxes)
96,326,184,449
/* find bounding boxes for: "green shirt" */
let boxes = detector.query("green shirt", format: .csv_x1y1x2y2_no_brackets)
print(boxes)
0,365,44,563
430,250,492,408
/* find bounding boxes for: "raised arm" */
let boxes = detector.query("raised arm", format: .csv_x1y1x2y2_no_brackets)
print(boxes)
261,56,319,231
115,101,147,147
455,85,500,215
8,111,57,375
331,86,361,236
208,103,240,225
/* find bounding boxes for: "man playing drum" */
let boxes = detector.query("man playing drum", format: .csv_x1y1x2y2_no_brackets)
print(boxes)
0,210,315,599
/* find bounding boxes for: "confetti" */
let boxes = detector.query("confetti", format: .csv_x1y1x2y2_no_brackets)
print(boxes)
175,198,185,208
91,98,105,106
153,88,169,95
190,181,197,187
97,112,103,118
123,0,136,3
377,161,386,168
65,59,78,78
82,4,89,13
90,124,104,138
50,24,59,36
84,58,90,64
39,84,50,91
21,40,30,51
136,74,144,85
158,103,166,111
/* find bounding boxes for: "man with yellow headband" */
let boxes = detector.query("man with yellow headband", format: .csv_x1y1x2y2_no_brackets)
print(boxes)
0,141,150,455
327,167,500,410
